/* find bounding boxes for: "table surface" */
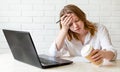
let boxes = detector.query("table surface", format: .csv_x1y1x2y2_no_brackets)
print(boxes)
0,53,120,72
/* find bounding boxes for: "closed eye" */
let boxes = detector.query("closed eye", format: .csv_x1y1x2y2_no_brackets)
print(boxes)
75,19,80,22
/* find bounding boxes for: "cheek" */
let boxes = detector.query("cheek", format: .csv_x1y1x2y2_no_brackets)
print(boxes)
78,22,84,28
80,24,84,28
69,26,76,32
69,27,74,31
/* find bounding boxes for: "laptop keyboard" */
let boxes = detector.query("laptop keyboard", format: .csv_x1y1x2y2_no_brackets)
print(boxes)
39,57,59,65
38,54,73,66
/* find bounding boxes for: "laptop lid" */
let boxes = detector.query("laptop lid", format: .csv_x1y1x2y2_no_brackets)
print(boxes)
3,29,42,68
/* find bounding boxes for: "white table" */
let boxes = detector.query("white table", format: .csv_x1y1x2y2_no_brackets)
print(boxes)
0,53,120,72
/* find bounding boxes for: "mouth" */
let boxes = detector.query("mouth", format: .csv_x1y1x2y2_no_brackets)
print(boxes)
74,28,80,31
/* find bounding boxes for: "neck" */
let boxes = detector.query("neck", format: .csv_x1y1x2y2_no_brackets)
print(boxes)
77,30,88,45
79,29,88,37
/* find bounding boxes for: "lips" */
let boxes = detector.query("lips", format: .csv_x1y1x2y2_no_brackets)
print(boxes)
74,28,80,31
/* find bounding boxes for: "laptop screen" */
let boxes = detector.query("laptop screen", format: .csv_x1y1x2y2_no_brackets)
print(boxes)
3,29,41,68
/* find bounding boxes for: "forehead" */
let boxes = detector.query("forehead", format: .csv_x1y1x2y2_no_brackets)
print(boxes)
71,13,79,20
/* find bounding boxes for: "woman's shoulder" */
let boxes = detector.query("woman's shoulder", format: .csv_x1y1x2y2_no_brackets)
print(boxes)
94,23,107,31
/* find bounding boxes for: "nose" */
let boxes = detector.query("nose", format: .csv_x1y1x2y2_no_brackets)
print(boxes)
73,23,78,28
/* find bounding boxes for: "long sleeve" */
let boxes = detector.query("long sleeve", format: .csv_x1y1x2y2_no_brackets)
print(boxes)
99,25,117,60
49,40,68,57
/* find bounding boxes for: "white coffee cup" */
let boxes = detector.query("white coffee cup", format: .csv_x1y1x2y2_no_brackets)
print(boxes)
81,44,103,65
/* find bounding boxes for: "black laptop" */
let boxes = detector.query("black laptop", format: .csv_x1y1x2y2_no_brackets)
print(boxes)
2,29,73,69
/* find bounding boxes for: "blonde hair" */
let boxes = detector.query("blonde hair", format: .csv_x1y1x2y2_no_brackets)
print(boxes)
59,4,97,41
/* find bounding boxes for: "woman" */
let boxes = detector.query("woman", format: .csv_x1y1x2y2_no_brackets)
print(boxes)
49,4,116,63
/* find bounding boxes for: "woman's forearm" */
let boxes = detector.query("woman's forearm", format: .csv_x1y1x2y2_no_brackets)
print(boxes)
55,29,68,51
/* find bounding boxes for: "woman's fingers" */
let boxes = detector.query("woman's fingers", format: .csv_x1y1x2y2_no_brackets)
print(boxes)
61,15,67,21
91,49,99,56
92,53,103,62
67,17,73,26
61,14,70,21
91,49,104,62
61,14,72,29
94,57,103,64
92,53,100,59
64,15,72,26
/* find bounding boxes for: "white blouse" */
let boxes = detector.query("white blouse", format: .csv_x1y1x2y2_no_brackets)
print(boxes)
49,24,117,60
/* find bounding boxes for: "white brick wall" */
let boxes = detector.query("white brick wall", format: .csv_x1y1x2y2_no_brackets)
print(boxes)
0,0,120,59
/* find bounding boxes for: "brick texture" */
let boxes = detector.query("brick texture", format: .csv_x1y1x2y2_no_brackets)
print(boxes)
0,0,120,59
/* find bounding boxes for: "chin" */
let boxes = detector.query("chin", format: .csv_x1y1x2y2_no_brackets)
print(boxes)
76,31,83,34
72,30,81,34
73,31,80,34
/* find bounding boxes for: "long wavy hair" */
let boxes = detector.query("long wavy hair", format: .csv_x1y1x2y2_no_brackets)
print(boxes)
59,4,97,41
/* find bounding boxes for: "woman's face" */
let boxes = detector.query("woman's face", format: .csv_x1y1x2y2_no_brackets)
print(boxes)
69,14,85,34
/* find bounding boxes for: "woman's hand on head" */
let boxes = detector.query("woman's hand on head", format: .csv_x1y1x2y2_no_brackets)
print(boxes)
60,14,72,31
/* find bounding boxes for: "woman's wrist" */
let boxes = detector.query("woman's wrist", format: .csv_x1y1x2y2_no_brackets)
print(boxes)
61,28,69,33
102,50,107,59
103,50,115,61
